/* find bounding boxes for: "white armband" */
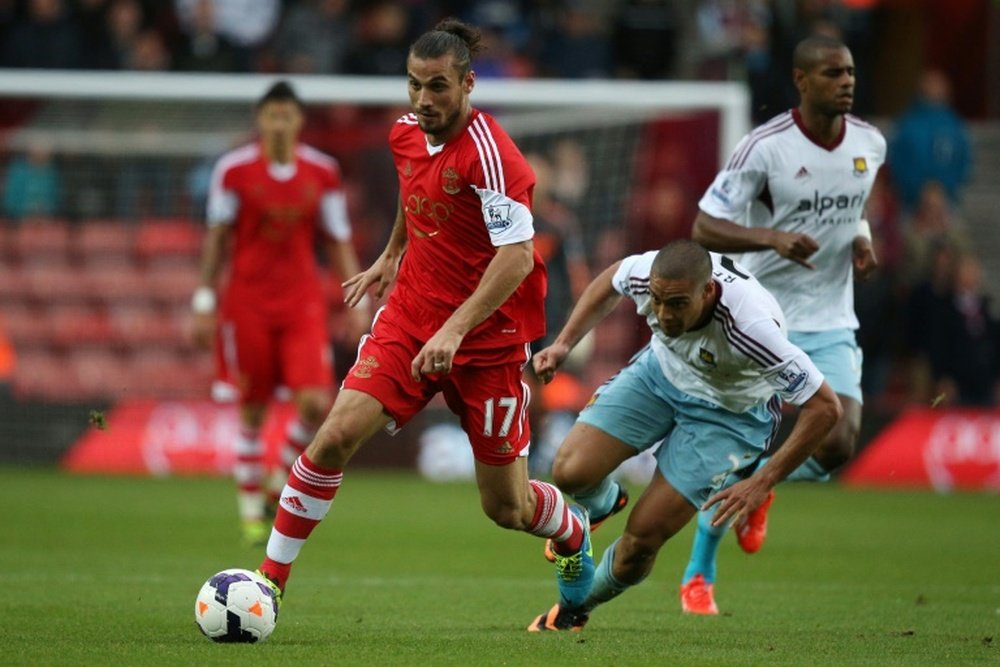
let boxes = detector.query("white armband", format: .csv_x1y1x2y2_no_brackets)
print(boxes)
191,286,217,314
857,218,872,241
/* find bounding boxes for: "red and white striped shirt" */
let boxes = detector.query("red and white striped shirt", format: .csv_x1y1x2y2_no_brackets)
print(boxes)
207,142,350,315
384,109,546,351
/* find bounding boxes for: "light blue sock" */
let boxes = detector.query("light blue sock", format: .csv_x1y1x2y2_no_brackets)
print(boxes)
583,537,647,612
785,456,831,482
571,477,619,519
682,508,727,585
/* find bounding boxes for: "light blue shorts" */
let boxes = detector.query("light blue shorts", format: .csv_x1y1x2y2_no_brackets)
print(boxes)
788,329,863,404
577,347,780,508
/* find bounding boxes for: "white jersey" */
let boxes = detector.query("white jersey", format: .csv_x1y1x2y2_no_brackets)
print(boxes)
698,109,886,332
612,251,824,413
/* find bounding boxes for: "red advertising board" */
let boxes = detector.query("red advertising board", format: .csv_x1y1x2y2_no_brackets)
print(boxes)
842,408,1000,492
61,399,296,476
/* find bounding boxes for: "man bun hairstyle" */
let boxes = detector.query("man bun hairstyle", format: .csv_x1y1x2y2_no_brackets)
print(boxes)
410,18,482,76
652,240,713,285
258,80,303,110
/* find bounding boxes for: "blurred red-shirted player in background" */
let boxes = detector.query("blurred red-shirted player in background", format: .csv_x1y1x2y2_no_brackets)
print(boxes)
191,81,371,546
252,19,595,621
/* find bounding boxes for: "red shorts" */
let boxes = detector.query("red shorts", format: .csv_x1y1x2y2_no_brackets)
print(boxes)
215,298,333,404
342,309,533,466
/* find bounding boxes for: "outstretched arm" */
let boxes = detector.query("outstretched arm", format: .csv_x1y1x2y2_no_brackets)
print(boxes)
342,198,407,307
532,261,624,384
324,237,371,345
703,381,842,526
692,210,819,270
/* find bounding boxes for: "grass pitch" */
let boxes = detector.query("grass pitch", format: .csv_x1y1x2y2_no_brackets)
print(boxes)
1,466,997,666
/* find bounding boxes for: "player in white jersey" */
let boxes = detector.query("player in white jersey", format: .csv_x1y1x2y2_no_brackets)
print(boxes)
527,240,841,631
684,34,886,614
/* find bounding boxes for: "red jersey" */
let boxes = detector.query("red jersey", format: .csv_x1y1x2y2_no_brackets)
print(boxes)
386,109,546,351
207,142,351,317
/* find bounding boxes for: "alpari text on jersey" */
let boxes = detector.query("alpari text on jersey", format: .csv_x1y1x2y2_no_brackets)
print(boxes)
794,189,866,225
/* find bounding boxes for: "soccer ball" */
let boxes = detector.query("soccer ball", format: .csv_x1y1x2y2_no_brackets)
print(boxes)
194,568,278,643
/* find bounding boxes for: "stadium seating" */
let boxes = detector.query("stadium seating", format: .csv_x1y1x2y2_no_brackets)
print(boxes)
135,218,203,263
6,216,209,401
0,263,30,304
84,261,150,304
24,262,90,304
12,219,72,263
74,220,135,264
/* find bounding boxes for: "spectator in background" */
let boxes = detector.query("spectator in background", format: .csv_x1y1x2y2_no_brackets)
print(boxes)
271,0,350,75
899,180,970,288
343,1,412,76
126,27,171,70
75,0,111,69
77,0,143,70
854,171,904,402
524,152,591,477
173,0,280,71
534,1,612,78
2,141,61,220
463,1,535,79
903,237,959,404
627,176,693,253
889,69,972,212
173,0,239,72
549,138,590,215
910,251,1000,407
462,0,537,79
611,0,678,80
2,0,82,68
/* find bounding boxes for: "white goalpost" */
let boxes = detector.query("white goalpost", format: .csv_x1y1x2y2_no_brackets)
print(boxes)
0,69,749,165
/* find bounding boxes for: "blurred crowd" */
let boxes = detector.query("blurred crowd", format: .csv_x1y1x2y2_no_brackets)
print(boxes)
0,0,905,97
1,0,997,413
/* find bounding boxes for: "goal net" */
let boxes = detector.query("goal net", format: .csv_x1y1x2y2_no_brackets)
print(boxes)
0,70,748,463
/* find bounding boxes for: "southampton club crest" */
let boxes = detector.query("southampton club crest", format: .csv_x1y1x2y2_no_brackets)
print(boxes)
441,166,461,194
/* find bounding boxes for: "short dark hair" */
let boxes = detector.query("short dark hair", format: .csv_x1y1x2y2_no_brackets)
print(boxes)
257,80,303,109
651,240,712,284
409,18,482,76
792,35,848,72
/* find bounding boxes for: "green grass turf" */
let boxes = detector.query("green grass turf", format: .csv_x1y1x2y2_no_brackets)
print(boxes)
0,467,997,666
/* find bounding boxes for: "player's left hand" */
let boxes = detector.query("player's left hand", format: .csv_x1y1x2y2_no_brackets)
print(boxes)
411,329,463,380
702,477,773,528
852,236,878,281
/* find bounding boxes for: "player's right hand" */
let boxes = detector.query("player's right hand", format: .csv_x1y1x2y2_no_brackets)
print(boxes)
532,342,570,384
342,253,400,307
773,231,819,270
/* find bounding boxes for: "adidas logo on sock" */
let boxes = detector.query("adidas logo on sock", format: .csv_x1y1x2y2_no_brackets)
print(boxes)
282,495,308,513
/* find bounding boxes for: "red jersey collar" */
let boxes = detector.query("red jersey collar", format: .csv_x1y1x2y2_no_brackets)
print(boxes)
791,108,846,151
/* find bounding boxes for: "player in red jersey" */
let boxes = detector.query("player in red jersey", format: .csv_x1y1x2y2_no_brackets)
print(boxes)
255,19,594,618
191,81,370,546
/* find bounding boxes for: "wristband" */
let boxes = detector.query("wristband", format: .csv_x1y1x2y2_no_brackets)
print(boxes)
857,218,872,241
191,286,217,314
